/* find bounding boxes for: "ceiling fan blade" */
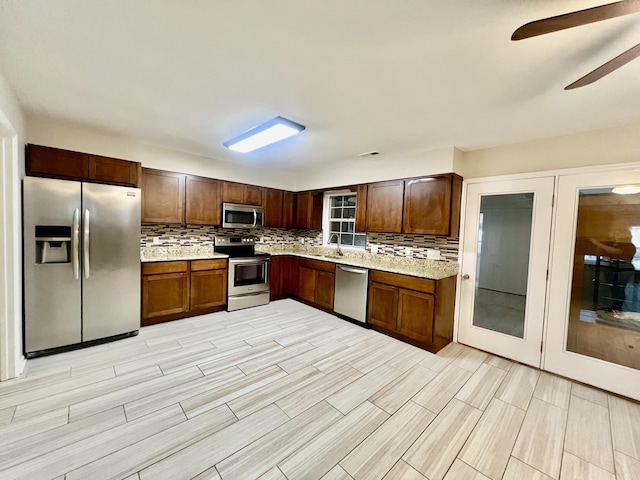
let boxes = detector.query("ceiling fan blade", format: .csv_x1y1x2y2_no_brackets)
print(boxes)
565,41,640,89
512,0,640,40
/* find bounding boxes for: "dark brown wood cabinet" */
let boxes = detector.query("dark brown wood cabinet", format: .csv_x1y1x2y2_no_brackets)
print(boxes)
368,269,455,352
282,191,294,229
88,155,140,186
264,188,284,227
185,175,222,225
366,180,405,233
142,262,189,323
189,259,227,311
270,255,299,300
26,144,140,186
297,258,335,311
142,259,227,325
141,168,186,224
355,184,368,232
403,174,463,237
295,191,323,230
223,181,263,205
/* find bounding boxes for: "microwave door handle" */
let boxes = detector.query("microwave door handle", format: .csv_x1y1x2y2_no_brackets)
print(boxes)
253,209,257,228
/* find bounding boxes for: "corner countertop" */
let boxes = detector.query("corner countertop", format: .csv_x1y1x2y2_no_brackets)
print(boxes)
140,246,228,262
256,245,459,280
140,244,459,280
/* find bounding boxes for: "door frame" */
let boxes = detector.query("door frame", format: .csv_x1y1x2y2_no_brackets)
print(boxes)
0,123,25,381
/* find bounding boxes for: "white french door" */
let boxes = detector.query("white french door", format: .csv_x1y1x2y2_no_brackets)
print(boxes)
457,177,554,367
545,170,640,401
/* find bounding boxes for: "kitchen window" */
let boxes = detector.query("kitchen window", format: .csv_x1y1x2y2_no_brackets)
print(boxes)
323,192,366,249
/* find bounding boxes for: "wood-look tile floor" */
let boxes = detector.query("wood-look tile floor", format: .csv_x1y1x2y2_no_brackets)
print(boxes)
2,299,639,480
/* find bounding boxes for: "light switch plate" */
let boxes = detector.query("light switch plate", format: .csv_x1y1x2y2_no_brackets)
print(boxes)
300,238,305,244
152,236,160,245
427,249,441,260
404,247,412,257
370,244,379,254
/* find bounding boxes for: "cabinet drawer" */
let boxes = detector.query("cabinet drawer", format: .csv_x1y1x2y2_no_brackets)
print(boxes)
191,259,227,271
298,258,336,273
142,261,189,275
369,270,435,294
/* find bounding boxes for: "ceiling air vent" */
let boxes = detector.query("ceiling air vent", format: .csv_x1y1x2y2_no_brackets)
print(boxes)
358,151,379,157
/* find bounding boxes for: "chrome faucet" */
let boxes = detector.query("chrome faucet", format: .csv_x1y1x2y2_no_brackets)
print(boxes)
328,233,344,256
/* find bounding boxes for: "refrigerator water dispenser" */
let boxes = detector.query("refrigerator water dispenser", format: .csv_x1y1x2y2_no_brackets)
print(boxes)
35,225,71,264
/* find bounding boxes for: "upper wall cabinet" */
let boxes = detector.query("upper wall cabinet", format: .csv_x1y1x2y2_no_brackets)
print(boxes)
185,175,222,226
355,184,368,232
223,181,263,206
366,180,405,233
141,168,186,224
26,144,140,187
295,191,323,230
403,174,463,237
264,188,295,229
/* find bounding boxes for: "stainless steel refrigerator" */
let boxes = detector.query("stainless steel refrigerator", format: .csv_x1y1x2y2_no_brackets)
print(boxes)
23,176,141,355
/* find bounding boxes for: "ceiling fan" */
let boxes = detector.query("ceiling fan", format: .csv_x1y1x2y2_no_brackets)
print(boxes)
512,0,640,89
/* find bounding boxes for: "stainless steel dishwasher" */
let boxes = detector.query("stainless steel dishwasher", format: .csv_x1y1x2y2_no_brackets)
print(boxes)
334,264,369,324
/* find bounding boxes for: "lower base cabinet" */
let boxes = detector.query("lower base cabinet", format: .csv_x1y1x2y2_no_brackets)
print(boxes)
368,270,455,353
142,259,227,326
297,258,335,311
270,256,299,300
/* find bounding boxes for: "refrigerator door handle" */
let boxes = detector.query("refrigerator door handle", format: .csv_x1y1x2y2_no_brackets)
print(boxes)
83,209,90,279
72,208,80,280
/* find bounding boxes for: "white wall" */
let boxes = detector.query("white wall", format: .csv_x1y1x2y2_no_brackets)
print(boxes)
27,116,298,191
461,121,640,179
0,70,26,381
295,146,463,191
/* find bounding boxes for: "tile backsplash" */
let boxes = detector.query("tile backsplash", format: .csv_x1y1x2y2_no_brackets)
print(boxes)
141,225,458,262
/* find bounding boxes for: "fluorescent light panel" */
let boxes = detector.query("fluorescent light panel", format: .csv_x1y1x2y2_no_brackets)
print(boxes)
224,116,306,153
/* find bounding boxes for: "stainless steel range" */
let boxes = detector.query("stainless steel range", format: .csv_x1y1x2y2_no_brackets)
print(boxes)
214,236,270,311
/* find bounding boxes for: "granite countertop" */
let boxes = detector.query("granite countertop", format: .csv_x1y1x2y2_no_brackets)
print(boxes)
255,244,459,280
140,244,459,280
140,245,228,262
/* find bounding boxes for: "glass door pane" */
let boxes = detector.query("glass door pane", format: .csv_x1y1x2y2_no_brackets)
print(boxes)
566,187,640,370
472,193,534,338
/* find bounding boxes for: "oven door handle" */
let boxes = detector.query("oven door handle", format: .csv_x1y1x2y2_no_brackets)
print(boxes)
229,257,270,265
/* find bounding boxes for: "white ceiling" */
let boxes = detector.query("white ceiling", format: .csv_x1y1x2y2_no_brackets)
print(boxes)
1,0,639,172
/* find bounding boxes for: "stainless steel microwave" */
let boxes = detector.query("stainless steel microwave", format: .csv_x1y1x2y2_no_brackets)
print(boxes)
222,203,264,229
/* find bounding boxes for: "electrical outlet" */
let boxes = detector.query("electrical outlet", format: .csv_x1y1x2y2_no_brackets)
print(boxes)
260,236,265,243
404,247,412,257
300,238,305,244
370,244,378,254
152,236,160,245
427,249,441,260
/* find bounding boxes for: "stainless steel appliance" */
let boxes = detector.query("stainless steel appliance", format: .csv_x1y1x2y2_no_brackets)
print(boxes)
222,203,264,229
334,264,369,324
23,177,141,356
214,236,270,311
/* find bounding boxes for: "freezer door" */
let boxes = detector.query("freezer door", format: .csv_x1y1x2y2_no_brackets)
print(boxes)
23,177,82,352
82,183,141,341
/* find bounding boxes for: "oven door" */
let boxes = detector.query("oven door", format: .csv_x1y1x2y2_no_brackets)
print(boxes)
228,257,270,296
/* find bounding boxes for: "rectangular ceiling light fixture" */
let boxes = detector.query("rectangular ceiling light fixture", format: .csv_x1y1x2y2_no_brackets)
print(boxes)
224,116,306,153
